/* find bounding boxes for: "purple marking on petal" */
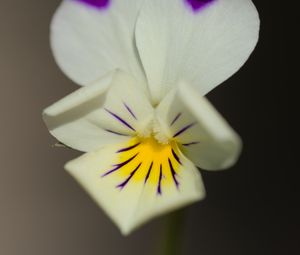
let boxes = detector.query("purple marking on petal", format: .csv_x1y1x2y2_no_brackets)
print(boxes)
185,0,216,12
105,108,136,132
102,153,138,177
157,165,163,195
124,103,137,120
117,163,142,189
75,0,110,9
173,122,196,138
168,158,179,189
182,141,200,146
171,113,182,126
171,149,182,165
117,143,140,153
104,129,129,137
144,162,153,184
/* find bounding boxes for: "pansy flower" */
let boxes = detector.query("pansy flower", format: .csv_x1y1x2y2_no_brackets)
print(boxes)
43,0,259,235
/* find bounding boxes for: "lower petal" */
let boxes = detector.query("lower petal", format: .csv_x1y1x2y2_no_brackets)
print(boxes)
65,137,205,235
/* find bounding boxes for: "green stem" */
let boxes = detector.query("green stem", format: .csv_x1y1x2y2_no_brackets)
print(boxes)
161,209,186,255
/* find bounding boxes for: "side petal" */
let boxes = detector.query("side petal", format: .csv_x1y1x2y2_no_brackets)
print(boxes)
156,82,242,171
51,0,146,86
43,70,153,152
65,138,205,235
136,0,260,103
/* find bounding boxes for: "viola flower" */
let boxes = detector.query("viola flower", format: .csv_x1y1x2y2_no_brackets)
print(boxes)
43,0,259,235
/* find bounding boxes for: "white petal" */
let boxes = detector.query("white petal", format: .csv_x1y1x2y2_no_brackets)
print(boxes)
136,0,260,103
156,82,242,170
51,0,146,86
65,138,205,235
43,70,153,152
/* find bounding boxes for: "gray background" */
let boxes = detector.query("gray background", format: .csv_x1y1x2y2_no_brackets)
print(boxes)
0,1,294,255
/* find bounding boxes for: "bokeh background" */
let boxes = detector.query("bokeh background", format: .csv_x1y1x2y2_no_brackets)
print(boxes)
0,1,294,254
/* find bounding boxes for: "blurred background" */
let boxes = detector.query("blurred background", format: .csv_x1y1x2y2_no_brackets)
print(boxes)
0,1,295,254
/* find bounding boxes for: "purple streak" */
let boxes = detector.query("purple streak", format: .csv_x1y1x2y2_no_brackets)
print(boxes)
185,0,215,12
124,103,137,120
171,149,182,165
105,108,136,132
75,0,110,9
170,113,182,126
104,129,129,137
182,141,200,146
173,122,196,138
117,143,140,153
144,162,153,184
102,153,138,177
117,163,142,189
157,165,163,195
168,159,179,189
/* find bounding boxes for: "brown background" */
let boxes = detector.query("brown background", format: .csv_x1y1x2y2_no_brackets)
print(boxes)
0,1,295,255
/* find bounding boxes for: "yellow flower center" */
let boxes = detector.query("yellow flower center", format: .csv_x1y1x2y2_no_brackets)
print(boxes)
103,136,182,194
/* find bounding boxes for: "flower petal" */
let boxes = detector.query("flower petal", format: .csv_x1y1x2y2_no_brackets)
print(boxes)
65,138,205,235
43,70,153,152
51,0,146,86
135,0,260,103
156,82,242,170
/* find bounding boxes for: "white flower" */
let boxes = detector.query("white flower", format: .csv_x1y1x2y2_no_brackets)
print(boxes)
43,0,260,235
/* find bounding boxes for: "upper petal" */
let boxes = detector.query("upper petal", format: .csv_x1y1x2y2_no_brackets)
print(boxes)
135,0,260,103
156,82,242,170
43,70,153,152
51,0,146,86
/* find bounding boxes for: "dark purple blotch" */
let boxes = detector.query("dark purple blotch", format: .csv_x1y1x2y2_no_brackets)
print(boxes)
185,0,215,12
75,0,110,9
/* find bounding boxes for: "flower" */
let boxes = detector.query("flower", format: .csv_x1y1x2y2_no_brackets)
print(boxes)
43,0,260,235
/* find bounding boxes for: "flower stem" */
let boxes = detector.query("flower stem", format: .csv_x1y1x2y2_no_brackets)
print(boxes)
161,209,186,255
